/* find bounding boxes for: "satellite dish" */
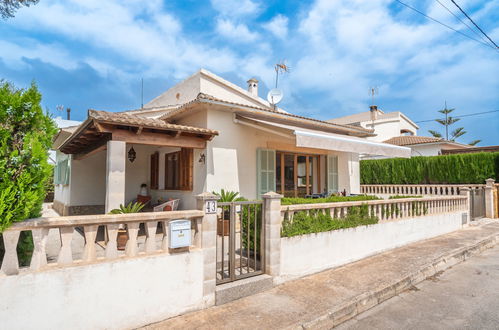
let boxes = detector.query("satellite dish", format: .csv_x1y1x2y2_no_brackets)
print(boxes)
267,88,283,105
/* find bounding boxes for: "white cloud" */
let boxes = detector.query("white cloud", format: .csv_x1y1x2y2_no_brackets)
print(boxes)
216,19,260,43
7,0,240,78
0,39,78,70
263,15,289,39
210,0,261,17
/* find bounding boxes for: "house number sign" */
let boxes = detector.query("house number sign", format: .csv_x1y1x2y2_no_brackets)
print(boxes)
205,200,217,214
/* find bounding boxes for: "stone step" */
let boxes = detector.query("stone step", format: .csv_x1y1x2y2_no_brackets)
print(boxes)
215,274,273,306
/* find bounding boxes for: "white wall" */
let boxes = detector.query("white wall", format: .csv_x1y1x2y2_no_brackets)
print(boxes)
279,212,465,282
0,251,204,330
204,109,360,199
125,144,157,204
411,144,442,156
69,150,106,206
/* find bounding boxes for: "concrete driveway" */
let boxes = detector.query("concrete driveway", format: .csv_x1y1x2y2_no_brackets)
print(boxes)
338,244,499,330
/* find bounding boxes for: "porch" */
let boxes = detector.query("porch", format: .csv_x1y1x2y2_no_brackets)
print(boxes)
55,110,218,214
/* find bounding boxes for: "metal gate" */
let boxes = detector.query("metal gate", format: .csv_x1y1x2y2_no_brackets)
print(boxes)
470,187,486,219
216,201,264,284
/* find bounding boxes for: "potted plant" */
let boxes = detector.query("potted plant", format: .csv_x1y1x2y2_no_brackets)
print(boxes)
109,201,145,250
213,189,246,236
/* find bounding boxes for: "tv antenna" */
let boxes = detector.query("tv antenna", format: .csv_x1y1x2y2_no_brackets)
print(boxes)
267,62,290,110
274,61,290,88
368,86,379,106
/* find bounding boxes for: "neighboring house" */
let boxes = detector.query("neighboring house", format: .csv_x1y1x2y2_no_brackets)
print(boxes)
49,117,82,165
383,136,470,157
52,69,410,215
328,105,470,157
441,145,499,155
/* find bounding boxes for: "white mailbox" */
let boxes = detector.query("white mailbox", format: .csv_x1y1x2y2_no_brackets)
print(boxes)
169,219,192,248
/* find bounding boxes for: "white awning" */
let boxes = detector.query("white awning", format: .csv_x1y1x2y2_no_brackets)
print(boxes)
294,130,411,158
235,116,411,158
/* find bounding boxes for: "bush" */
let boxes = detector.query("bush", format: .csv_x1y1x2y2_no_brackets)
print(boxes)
0,81,56,265
360,153,499,184
281,195,379,205
281,204,378,237
388,195,422,199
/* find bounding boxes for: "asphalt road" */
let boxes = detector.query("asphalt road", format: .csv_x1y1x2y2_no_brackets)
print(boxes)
337,244,499,330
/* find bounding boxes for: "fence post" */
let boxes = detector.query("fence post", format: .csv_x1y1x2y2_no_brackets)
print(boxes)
460,187,471,224
196,192,219,308
262,191,283,278
485,179,495,218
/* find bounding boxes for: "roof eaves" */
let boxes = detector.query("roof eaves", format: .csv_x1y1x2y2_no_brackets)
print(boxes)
160,93,375,137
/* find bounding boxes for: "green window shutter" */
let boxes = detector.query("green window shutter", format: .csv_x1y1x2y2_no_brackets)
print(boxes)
257,148,276,199
54,163,60,185
64,158,71,185
327,155,338,193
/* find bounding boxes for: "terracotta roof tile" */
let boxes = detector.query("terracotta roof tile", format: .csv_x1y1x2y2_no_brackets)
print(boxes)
159,93,374,137
383,136,443,146
88,110,218,136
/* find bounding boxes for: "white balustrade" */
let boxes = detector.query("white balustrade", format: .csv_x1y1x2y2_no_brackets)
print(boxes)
0,210,204,276
281,195,467,224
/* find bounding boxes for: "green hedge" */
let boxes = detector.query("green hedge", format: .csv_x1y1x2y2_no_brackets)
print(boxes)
281,205,378,237
360,152,499,184
281,195,379,205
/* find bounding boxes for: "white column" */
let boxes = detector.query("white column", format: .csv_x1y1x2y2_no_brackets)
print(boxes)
262,191,283,278
196,192,219,308
105,140,126,213
485,178,495,218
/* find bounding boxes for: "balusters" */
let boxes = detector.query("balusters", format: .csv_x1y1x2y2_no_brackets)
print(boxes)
83,225,98,262
125,223,139,257
30,228,49,271
1,231,20,275
105,224,119,259
145,221,159,253
57,227,74,265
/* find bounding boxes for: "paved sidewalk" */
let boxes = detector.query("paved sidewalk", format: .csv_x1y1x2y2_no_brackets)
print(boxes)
144,220,499,330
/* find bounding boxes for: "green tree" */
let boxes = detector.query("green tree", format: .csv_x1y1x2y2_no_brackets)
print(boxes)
0,81,56,232
428,103,481,145
0,0,38,19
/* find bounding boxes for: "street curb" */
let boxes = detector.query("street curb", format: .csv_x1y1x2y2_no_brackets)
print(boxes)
297,232,499,329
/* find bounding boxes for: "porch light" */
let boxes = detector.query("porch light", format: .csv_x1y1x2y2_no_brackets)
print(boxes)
198,153,206,165
128,146,136,163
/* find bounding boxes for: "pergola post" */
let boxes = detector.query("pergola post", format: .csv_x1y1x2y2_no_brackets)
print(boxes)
105,140,126,213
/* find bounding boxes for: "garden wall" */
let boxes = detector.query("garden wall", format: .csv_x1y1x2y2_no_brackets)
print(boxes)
279,211,466,282
0,250,205,330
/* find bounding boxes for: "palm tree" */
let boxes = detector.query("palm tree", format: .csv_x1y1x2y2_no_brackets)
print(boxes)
427,102,481,146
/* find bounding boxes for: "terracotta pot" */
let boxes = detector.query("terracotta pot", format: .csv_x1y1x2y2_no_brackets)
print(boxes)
117,229,128,250
217,219,230,236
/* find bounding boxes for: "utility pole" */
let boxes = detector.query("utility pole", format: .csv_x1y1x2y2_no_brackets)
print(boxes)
141,78,144,109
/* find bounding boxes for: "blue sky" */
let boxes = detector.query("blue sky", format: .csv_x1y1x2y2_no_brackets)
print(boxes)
1,0,498,145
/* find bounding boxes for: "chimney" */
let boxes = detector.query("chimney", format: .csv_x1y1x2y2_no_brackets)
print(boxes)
67,107,71,120
369,105,378,122
247,78,258,97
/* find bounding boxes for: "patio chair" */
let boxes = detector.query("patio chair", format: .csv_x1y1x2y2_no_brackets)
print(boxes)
153,199,180,212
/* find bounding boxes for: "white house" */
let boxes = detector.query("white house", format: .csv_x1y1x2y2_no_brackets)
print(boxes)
49,117,82,165
52,69,410,215
329,106,470,157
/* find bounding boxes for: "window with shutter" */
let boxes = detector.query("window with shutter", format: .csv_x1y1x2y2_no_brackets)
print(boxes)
257,148,276,199
164,148,193,190
150,152,159,189
327,155,338,193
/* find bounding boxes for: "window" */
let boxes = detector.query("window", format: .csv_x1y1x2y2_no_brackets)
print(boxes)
150,152,159,190
257,149,276,198
54,158,70,185
165,148,193,190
